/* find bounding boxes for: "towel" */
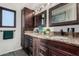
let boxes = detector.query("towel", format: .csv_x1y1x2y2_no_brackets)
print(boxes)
3,31,13,39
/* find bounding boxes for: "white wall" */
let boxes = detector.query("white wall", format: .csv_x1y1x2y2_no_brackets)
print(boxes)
0,3,25,55
49,25,79,32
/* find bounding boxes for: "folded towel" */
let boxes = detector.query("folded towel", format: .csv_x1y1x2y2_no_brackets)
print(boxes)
3,31,13,40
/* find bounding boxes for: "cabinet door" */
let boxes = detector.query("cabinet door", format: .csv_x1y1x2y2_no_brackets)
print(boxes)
22,7,34,31
48,46,73,56
39,39,49,56
21,8,34,53
39,45,49,56
34,15,42,27
33,37,40,56
47,40,75,56
34,11,46,27
39,39,74,56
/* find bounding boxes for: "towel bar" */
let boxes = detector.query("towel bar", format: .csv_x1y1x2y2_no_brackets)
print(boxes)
0,30,16,32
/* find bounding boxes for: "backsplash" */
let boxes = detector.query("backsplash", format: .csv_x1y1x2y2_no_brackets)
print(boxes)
49,24,79,32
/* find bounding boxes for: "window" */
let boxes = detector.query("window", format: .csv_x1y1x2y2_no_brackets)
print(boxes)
0,7,16,27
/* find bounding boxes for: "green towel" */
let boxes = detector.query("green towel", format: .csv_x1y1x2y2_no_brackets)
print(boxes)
3,31,13,40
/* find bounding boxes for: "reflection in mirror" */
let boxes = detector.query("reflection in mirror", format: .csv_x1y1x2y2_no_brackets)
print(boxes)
51,4,77,23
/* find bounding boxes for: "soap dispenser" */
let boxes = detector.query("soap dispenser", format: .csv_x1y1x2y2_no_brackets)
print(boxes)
71,28,75,37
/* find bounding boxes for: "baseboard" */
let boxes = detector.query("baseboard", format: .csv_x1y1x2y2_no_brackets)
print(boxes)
0,46,22,55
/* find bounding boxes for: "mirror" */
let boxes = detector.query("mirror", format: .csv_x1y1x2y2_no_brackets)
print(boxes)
49,3,78,26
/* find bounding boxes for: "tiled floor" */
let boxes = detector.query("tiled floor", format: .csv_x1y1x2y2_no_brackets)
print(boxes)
1,49,28,56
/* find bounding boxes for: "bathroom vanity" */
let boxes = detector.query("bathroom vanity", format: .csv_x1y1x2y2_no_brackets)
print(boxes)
24,31,79,56
22,3,79,56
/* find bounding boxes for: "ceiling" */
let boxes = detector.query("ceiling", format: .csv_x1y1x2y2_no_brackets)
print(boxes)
0,3,47,10
24,3,47,10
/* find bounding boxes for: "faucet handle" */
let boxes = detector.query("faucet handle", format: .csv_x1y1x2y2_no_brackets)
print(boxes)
71,28,75,33
67,28,70,32
71,28,75,37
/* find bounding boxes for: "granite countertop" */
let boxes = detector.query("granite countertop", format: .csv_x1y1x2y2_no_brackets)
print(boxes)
24,31,79,46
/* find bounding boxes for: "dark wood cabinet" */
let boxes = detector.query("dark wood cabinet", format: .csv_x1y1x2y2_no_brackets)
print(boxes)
34,10,47,27
34,14,42,27
31,38,79,56
33,37,40,56
39,39,49,56
39,39,79,56
21,7,34,55
23,34,79,56
23,35,33,55
48,40,79,56
21,7,34,31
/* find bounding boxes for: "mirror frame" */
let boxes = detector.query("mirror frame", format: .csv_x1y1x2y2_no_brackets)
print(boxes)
49,3,79,27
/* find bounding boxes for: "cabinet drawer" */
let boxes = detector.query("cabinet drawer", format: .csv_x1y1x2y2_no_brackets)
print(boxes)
40,42,49,56
39,53,44,56
47,40,78,55
40,45,47,52
40,49,49,56
48,46,74,56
